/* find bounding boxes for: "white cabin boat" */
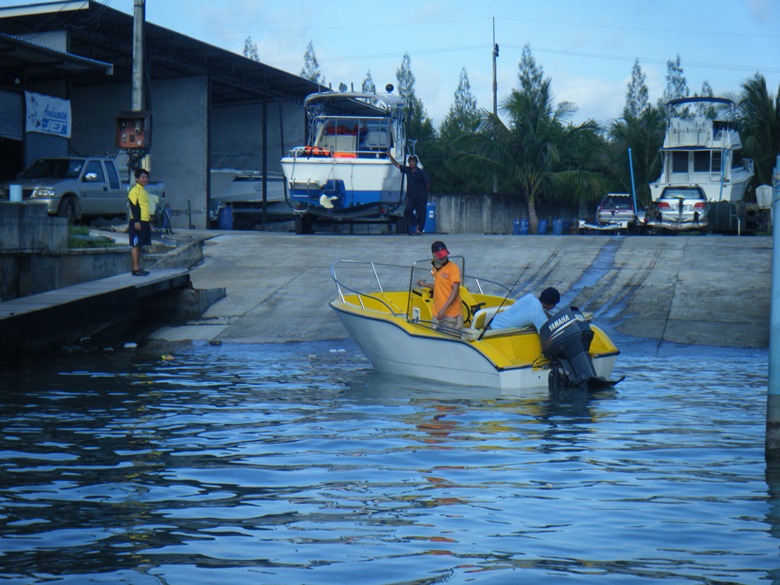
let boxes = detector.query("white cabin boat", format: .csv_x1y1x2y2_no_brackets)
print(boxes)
280,89,408,234
648,97,756,232
650,97,754,203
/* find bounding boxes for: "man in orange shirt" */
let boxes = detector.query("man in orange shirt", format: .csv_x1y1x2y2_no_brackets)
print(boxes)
417,241,462,331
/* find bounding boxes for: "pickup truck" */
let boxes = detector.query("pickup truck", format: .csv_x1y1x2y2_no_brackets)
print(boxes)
0,157,164,224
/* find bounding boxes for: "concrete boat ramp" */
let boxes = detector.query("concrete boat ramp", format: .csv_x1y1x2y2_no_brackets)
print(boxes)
156,232,770,349
0,231,772,351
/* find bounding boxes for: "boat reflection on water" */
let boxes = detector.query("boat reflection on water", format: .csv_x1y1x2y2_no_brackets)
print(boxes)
345,369,546,402
344,367,619,426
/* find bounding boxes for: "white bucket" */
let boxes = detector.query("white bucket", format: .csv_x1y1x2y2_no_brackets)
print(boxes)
757,185,772,209
9,184,22,203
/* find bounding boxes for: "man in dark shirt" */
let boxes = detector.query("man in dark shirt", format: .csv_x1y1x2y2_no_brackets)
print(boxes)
389,153,431,235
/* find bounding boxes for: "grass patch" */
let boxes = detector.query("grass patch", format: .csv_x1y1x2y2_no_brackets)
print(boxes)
68,225,118,248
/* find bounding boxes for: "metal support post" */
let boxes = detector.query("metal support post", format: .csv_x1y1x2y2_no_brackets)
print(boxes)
767,155,780,460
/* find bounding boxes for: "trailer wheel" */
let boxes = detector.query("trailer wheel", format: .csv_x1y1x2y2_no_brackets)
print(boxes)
294,215,314,235
233,218,254,231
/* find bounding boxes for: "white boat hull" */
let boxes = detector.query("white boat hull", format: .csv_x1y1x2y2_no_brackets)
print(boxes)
280,156,403,208
332,301,617,391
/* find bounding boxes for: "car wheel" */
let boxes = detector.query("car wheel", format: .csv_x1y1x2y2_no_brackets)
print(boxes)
56,197,77,224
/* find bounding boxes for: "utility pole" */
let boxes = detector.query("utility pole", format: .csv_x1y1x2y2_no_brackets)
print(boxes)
129,0,145,176
492,17,498,118
132,0,144,111
492,17,499,194
768,154,780,461
116,0,151,191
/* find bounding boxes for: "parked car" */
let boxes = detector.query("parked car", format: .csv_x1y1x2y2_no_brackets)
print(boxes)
596,193,643,225
652,186,708,229
0,157,164,224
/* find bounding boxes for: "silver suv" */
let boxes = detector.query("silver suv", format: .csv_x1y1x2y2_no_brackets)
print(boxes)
596,193,641,225
653,187,708,228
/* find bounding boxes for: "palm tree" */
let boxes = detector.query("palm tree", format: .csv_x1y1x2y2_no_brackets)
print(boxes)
737,74,780,187
459,78,598,232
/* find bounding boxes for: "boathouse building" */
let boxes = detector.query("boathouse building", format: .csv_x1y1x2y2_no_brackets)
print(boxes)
0,0,320,228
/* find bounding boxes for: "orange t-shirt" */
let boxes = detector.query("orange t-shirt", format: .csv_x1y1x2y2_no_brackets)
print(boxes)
432,261,461,317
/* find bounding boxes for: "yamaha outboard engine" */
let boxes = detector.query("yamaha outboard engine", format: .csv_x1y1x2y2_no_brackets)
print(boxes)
539,306,610,390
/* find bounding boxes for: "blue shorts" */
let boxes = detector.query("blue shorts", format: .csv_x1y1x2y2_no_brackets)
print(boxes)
129,220,151,247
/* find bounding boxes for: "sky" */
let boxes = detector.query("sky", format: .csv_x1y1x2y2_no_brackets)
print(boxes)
5,0,780,127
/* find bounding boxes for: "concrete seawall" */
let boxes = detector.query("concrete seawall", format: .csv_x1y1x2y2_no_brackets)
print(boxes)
151,232,773,349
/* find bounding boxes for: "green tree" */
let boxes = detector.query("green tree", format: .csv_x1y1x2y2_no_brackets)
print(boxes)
426,68,485,194
301,41,324,85
737,74,780,186
661,54,689,116
395,52,435,151
624,59,649,118
361,70,376,94
518,44,543,94
439,68,480,140
243,36,259,62
457,47,600,232
694,81,718,118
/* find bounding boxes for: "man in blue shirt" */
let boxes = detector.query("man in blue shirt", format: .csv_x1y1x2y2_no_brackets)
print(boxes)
490,287,560,331
389,153,430,235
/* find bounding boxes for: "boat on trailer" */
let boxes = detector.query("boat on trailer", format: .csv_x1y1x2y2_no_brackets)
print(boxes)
648,97,764,233
329,259,621,391
280,88,410,234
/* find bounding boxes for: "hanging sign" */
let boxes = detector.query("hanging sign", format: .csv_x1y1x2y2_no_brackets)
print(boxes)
25,91,71,138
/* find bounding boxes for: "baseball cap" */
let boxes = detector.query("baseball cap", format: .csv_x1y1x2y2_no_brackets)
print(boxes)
431,241,449,259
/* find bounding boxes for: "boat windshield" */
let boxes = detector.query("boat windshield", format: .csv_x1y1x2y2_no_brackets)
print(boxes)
311,115,394,156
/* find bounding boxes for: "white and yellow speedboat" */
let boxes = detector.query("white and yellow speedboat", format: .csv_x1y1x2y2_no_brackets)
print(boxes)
329,259,621,391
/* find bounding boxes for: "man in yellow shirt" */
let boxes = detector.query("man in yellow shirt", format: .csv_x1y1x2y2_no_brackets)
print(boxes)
128,168,151,276
417,241,462,331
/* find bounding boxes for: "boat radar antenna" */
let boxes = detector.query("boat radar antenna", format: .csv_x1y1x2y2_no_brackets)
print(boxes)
385,84,394,93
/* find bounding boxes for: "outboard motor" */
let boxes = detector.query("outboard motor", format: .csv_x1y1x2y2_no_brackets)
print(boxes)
539,306,610,390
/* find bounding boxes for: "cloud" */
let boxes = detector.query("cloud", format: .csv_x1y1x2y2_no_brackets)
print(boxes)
745,0,773,21
556,75,626,124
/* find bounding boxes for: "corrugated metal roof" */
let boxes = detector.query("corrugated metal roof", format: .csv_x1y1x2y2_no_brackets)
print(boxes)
0,30,113,78
0,0,322,104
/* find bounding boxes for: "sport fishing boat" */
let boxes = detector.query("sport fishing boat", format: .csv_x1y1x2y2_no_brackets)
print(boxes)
329,259,621,391
280,87,409,234
648,97,759,233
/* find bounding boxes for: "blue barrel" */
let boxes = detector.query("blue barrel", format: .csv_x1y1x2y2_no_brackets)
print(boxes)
216,204,233,230
552,219,564,235
423,202,436,233
537,219,548,234
519,219,529,235
514,219,529,235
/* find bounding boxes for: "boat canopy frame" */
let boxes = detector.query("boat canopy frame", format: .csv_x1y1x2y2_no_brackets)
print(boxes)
302,91,408,157
330,259,512,336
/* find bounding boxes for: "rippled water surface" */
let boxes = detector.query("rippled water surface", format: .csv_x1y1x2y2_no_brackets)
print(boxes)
1,338,778,584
